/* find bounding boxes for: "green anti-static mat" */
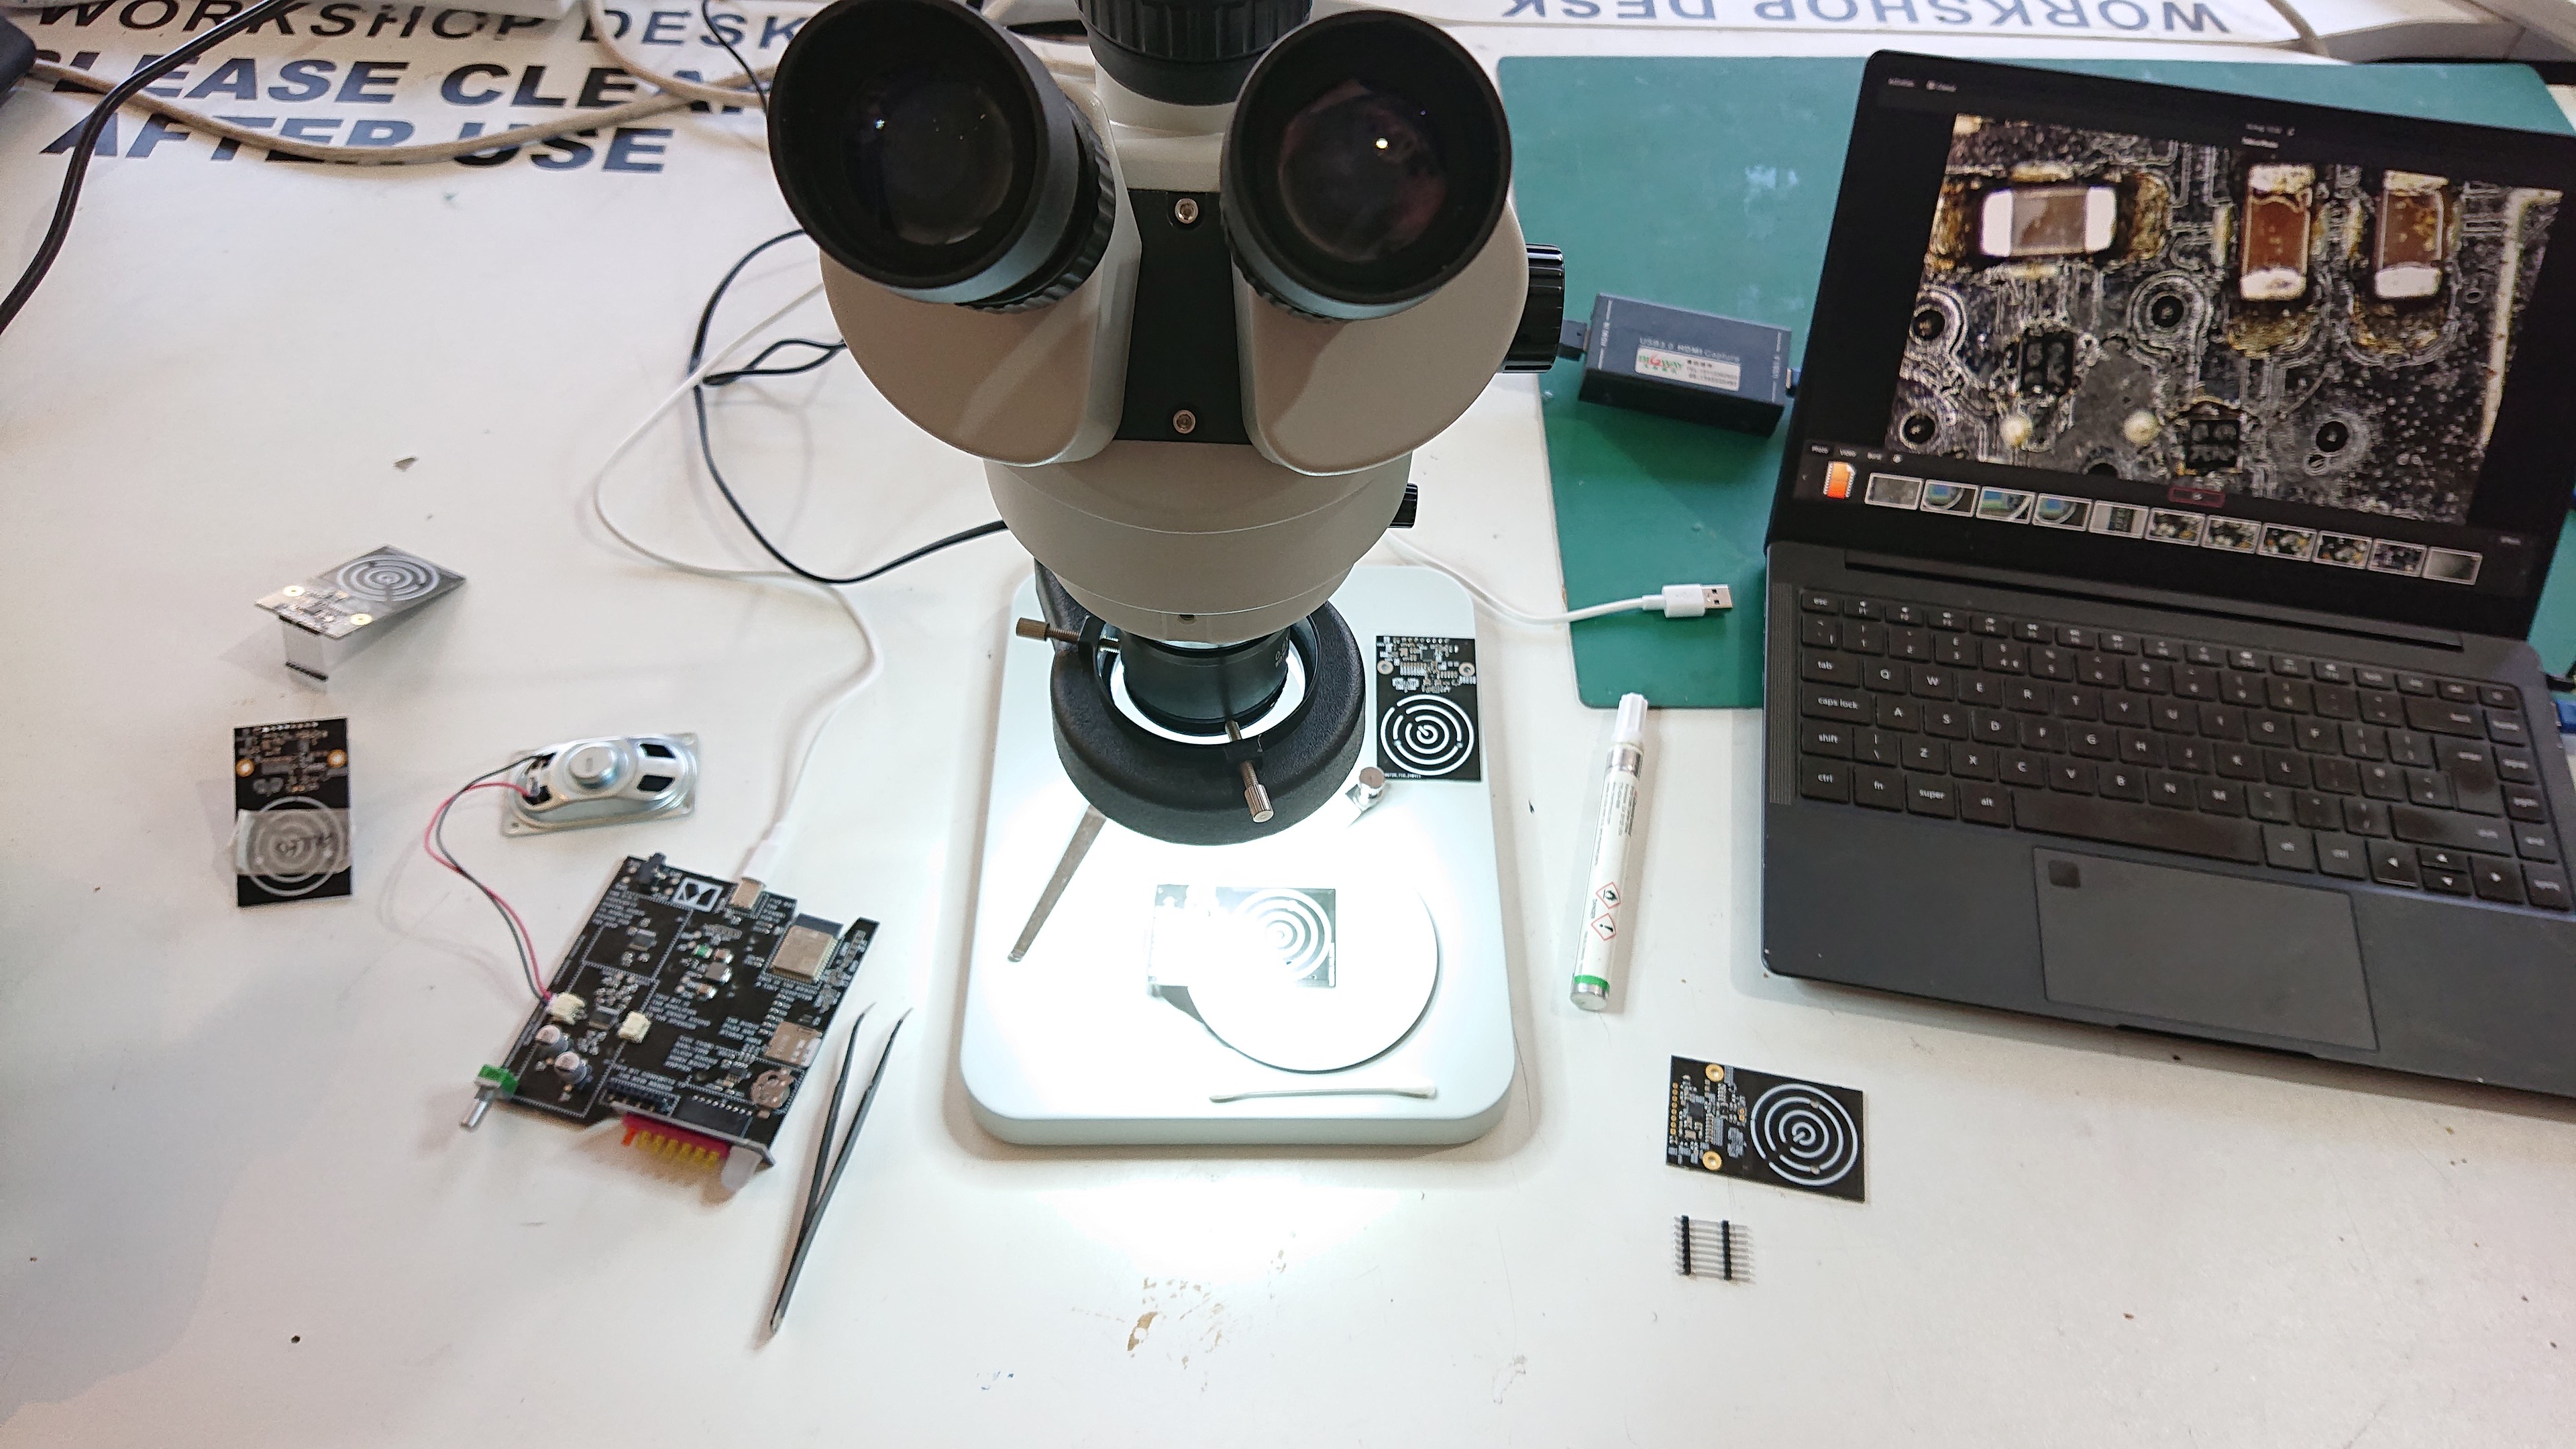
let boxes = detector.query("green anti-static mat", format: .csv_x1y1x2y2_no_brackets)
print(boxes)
1499,56,2576,709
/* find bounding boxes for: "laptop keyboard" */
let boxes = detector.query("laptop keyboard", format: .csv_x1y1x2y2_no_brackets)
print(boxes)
1786,586,2571,913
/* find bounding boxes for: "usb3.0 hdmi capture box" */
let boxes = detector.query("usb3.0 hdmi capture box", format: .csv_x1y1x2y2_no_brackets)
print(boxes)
1559,293,1793,437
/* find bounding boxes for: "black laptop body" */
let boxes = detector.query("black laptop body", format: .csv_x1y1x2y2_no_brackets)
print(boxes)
1765,52,2576,1097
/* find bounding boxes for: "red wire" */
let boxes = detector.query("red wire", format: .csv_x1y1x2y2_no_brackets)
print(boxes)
421,781,531,861
423,778,549,1002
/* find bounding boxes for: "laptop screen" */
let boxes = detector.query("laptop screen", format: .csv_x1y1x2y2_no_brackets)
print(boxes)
1776,54,2576,639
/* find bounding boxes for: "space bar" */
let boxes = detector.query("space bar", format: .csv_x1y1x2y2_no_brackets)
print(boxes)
2010,790,2265,864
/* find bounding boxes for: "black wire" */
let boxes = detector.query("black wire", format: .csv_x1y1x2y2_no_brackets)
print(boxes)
1,0,297,337
705,336,845,386
687,229,1012,585
701,0,769,113
433,757,548,1004
689,229,816,382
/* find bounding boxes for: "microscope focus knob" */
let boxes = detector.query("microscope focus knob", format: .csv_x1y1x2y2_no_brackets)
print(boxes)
1501,244,1568,373
1080,0,1312,105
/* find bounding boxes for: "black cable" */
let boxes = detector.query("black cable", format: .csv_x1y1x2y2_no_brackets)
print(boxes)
431,757,548,1004
687,229,1012,585
705,335,845,386
702,0,769,113
689,229,816,383
0,0,297,337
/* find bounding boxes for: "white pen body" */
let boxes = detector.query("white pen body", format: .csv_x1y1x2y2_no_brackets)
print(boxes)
1571,742,1641,1010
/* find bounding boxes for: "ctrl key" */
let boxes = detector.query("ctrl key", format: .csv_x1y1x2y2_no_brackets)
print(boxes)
2525,863,2572,912
1799,757,1851,803
2315,832,2367,879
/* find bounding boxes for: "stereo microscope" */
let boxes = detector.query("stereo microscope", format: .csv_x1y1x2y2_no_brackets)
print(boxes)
768,0,1560,1141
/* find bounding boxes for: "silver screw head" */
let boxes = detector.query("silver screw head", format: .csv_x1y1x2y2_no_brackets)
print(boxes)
1173,196,1201,226
1172,409,1198,435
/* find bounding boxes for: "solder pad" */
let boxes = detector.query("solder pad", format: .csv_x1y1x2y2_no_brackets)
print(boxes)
1668,1057,1866,1203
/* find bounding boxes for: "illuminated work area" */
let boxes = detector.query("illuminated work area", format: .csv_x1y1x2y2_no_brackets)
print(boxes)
5,0,2576,1442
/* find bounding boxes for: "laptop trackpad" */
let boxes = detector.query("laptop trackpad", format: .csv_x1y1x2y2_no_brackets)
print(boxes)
2033,850,2376,1051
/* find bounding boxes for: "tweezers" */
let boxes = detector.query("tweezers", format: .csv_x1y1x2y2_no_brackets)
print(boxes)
767,1007,908,1333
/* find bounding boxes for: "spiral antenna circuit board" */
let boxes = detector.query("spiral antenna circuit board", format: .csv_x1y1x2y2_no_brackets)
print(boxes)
256,545,464,683
1667,1057,1866,1203
1373,635,1481,782
232,717,352,907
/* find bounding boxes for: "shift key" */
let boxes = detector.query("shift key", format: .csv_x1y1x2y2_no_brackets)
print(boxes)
2390,804,2514,853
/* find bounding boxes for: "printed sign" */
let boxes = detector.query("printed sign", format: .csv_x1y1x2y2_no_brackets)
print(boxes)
13,1,812,171
1401,0,2297,42
16,0,2306,179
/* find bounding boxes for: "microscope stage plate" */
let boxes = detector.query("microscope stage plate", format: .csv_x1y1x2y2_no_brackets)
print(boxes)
959,567,1518,1145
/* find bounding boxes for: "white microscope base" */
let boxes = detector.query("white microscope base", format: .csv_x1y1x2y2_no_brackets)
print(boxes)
959,566,1517,1146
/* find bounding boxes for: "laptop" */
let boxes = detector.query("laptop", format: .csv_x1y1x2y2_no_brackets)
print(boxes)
1765,52,2576,1097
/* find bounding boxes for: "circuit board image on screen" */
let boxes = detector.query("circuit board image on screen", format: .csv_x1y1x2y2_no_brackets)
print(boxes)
1885,115,2561,526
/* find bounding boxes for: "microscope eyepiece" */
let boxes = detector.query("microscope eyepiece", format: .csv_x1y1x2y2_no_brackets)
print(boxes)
1220,9,1509,321
771,0,1116,310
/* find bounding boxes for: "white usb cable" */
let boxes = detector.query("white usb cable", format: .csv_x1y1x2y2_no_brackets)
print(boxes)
1384,535,1730,628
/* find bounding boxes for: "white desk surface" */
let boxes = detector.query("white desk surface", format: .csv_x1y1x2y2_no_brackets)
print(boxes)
4,16,2574,1447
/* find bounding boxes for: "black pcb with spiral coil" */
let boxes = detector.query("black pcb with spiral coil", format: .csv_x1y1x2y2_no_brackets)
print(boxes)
232,718,352,907
1373,635,1481,782
1668,1057,1866,1202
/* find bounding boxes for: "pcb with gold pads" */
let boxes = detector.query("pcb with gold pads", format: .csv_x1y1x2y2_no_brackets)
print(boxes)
1667,1057,1866,1203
